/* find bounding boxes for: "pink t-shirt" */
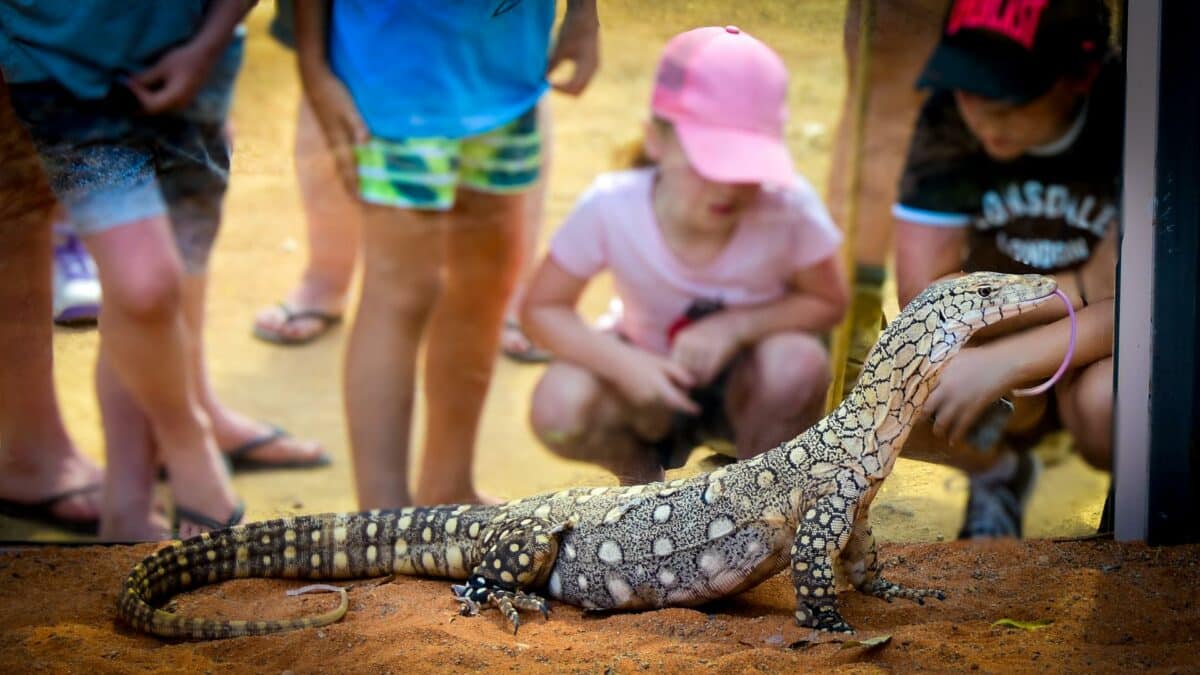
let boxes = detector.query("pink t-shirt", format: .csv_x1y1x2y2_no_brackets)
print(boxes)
550,167,843,355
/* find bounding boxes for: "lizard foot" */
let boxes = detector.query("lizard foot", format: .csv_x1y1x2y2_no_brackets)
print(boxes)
794,604,854,634
864,577,946,605
451,576,551,633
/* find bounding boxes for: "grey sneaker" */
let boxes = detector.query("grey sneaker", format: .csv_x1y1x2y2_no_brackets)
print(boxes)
957,451,1042,539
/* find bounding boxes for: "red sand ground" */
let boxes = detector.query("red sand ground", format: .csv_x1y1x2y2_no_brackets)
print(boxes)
1,538,1197,673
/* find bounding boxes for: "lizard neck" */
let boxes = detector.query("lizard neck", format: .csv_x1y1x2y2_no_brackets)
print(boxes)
821,317,966,480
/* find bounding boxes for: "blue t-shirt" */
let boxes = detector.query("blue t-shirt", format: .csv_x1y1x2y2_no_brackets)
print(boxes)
329,0,555,140
0,0,206,99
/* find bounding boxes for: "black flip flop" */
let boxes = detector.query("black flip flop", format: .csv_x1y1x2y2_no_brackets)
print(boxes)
225,425,332,473
253,303,343,346
0,484,101,535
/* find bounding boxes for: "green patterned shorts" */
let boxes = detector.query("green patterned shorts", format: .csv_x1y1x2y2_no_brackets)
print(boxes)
354,107,541,210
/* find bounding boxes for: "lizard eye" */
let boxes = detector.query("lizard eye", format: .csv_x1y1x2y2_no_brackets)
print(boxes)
977,286,992,298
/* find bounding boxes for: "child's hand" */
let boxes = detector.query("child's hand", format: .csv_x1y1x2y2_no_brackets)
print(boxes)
669,315,743,387
923,344,1015,446
126,42,218,114
547,0,599,95
303,73,368,196
615,350,701,416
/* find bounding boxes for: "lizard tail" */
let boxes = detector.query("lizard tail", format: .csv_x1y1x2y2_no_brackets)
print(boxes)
118,513,366,639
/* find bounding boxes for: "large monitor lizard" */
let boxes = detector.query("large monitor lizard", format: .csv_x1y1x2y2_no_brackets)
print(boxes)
119,271,1058,639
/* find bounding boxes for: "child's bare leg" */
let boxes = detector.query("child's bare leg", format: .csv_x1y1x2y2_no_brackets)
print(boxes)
1057,357,1113,471
727,333,831,459
95,351,166,541
85,217,238,538
345,203,444,510
0,90,102,522
531,361,665,485
416,189,525,504
501,102,551,355
254,98,360,341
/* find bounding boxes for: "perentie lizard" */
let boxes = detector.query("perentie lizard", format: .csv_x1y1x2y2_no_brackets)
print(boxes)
118,271,1058,638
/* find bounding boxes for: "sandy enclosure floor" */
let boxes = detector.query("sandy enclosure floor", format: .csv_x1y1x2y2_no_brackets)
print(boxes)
2,0,1107,545
1,538,1198,673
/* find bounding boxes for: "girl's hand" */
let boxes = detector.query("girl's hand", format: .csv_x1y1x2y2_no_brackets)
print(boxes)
126,42,218,114
615,350,701,416
924,344,1015,446
669,314,743,386
303,72,368,195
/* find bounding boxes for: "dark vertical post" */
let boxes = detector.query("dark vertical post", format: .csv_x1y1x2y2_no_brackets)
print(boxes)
1146,0,1200,545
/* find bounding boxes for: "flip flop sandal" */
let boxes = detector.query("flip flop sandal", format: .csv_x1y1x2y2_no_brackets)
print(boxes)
253,303,343,346
225,425,332,473
172,500,246,539
0,483,101,535
500,319,552,364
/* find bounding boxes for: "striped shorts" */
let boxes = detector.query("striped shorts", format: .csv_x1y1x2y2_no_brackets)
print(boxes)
354,106,541,210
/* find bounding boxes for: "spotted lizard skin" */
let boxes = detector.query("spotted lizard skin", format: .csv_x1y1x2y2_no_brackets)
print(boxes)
119,272,1057,639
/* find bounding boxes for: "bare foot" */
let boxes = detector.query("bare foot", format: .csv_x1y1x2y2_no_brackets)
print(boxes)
100,509,170,542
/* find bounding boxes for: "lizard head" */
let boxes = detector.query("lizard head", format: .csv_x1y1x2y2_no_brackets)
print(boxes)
858,271,1059,395
907,271,1058,354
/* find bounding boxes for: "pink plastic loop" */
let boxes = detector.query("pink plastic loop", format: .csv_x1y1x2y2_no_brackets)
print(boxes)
1012,288,1077,397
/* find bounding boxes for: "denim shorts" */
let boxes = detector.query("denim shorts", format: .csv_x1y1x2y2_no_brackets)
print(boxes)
7,33,244,272
355,106,542,211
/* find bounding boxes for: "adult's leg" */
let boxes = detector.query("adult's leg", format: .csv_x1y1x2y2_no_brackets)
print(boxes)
726,333,831,459
254,98,360,342
184,274,328,464
85,216,239,538
416,188,524,504
0,81,101,524
828,0,944,392
344,203,444,510
530,361,666,485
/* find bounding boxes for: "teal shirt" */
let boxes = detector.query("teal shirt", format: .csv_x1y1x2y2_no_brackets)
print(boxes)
0,0,206,99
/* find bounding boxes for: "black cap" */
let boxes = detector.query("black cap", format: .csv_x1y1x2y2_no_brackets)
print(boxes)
916,0,1110,103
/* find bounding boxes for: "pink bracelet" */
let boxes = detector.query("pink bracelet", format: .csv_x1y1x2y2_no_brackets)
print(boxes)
1012,288,1077,397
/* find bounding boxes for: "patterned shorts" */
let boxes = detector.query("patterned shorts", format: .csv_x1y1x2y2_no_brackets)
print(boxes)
355,106,541,210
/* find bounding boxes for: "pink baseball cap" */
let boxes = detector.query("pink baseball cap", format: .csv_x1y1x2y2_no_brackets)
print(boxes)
651,25,793,187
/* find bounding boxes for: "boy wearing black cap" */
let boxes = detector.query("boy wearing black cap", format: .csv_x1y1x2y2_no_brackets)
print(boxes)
892,0,1119,538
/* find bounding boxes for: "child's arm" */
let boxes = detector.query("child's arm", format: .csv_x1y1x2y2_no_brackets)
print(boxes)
547,0,600,96
669,254,849,386
924,298,1113,445
294,0,367,194
126,0,257,113
522,258,700,415
894,218,968,307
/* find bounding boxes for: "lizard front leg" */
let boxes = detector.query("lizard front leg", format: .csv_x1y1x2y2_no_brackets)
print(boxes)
840,517,945,606
450,516,570,633
791,492,857,633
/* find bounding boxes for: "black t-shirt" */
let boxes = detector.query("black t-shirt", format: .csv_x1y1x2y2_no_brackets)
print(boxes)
895,60,1123,274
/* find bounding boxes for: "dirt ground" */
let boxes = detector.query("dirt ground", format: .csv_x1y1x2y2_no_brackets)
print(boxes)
2,1,1166,672
2,538,1198,673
